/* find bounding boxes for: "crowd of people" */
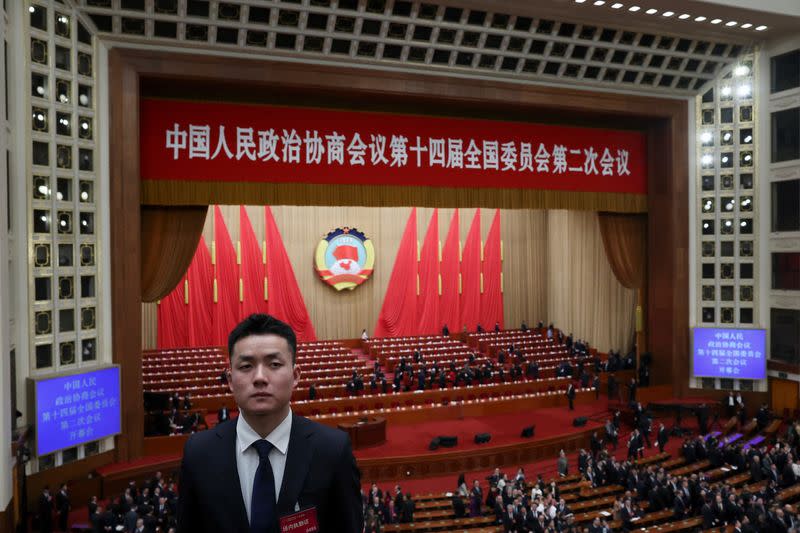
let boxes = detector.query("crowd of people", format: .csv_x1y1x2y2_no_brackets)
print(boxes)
361,483,416,533
146,392,207,437
431,408,800,533
39,472,177,533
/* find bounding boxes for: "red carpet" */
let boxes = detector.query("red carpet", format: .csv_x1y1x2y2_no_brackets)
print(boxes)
355,401,608,459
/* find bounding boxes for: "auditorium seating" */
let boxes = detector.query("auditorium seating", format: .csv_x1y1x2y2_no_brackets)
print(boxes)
142,341,372,396
378,436,800,533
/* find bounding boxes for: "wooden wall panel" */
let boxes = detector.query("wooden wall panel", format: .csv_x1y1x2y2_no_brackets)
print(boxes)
770,378,800,416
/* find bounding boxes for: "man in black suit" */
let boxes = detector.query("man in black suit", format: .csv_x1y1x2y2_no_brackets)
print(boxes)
657,423,669,454
56,482,71,532
217,404,230,424
566,383,576,410
38,486,54,533
177,314,363,533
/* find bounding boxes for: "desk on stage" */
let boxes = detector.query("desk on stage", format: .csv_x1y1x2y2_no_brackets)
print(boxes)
338,417,386,449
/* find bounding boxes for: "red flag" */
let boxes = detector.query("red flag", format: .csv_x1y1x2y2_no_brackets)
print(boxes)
213,205,240,346
460,208,481,332
264,206,317,341
440,209,460,334
375,208,418,337
417,209,440,335
480,209,503,330
187,236,214,347
240,206,268,317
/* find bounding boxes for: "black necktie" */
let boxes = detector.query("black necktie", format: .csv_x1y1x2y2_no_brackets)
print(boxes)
250,440,277,533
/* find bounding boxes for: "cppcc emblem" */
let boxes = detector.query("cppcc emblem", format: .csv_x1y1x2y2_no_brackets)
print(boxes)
314,227,374,291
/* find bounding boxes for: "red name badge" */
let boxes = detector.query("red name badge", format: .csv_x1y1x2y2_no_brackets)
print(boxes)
279,508,319,533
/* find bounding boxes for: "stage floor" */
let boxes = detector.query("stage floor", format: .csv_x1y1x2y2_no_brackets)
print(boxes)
354,400,609,459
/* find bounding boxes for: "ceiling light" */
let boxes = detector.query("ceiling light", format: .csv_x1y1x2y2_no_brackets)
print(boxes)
593,0,605,5
611,3,624,8
662,11,674,17
740,221,747,227
743,154,752,162
724,220,732,227
723,132,732,141
56,192,63,201
38,185,48,195
701,154,713,165
725,21,738,27
700,132,713,143
645,8,657,14
679,14,690,20
575,0,587,3
721,86,732,97
737,84,751,97
734,65,750,76
744,135,752,143
711,18,722,24
29,6,36,13
703,222,709,229
755,25,767,31
628,5,640,11
741,23,752,29
721,156,729,164
60,219,67,227
81,191,89,201
694,16,707,22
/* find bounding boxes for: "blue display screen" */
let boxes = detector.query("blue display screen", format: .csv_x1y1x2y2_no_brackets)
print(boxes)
35,366,122,455
692,327,766,379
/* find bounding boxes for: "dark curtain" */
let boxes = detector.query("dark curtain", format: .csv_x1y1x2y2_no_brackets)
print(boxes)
141,206,207,302
597,213,647,290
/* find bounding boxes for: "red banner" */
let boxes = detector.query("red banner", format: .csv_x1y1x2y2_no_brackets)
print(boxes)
140,98,647,194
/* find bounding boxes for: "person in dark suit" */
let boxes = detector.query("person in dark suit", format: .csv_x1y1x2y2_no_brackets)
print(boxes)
217,404,230,424
177,314,363,533
55,483,71,532
628,378,637,403
566,383,576,410
657,423,669,454
38,486,54,533
442,324,450,336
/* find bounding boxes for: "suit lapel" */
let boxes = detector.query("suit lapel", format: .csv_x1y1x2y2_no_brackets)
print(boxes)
216,420,250,532
277,415,313,514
